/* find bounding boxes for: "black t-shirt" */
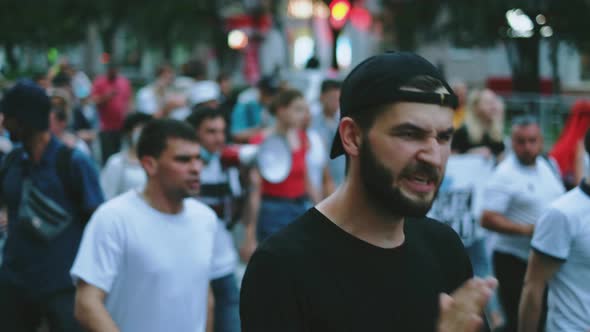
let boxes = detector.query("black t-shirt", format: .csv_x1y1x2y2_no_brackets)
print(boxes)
240,208,474,332
451,125,505,157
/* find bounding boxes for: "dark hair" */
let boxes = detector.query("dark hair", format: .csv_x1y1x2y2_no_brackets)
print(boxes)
52,72,71,87
305,56,320,69
182,60,206,79
511,114,539,128
137,119,198,159
123,112,153,134
186,107,224,131
32,70,48,82
155,63,173,78
269,89,304,115
321,79,341,94
217,72,230,83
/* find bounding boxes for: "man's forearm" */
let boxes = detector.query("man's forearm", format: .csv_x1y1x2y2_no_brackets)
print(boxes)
518,283,544,332
75,299,120,332
231,128,262,144
481,211,533,236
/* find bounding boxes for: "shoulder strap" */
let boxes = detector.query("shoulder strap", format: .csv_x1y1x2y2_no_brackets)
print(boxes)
541,154,561,180
55,145,83,215
0,147,23,187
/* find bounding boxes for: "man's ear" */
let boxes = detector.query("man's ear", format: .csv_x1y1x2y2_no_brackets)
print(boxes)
140,155,158,177
339,117,363,158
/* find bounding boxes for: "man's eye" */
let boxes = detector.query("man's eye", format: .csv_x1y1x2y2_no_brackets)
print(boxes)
398,131,419,139
438,133,453,142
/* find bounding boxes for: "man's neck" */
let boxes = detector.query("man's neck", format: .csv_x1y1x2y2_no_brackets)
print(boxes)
316,176,405,249
25,132,52,163
142,182,184,215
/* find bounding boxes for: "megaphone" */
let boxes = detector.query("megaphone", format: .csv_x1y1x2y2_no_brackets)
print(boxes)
219,134,292,184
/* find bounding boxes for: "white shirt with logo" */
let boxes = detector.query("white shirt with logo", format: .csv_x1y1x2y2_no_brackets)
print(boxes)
482,154,565,261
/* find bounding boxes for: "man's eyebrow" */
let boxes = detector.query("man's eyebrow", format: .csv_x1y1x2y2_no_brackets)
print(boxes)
390,123,430,134
390,123,455,136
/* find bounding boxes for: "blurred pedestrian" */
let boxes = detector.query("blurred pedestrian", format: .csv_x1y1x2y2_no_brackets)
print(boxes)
452,88,505,160
310,79,345,189
136,63,186,118
91,63,132,164
100,112,152,200
187,107,242,332
241,89,320,261
230,76,280,143
481,116,565,332
0,80,104,332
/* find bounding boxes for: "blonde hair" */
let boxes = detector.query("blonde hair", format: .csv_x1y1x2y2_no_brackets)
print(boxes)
463,89,504,143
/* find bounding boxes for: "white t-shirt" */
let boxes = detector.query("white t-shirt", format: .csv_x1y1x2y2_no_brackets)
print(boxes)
100,151,146,200
483,154,565,261
532,185,590,332
306,129,327,195
70,191,224,332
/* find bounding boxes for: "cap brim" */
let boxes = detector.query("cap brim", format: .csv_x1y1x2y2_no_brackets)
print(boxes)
329,130,345,159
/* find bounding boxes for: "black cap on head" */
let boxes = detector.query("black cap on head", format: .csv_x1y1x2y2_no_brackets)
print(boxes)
330,52,458,159
257,76,281,95
0,79,51,130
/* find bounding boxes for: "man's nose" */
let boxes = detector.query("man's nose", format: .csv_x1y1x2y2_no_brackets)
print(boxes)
416,137,443,168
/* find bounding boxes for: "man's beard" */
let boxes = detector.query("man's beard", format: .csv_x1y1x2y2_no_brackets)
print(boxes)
516,153,537,166
359,139,441,219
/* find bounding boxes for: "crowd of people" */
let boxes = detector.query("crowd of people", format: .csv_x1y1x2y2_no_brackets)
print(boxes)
0,52,588,332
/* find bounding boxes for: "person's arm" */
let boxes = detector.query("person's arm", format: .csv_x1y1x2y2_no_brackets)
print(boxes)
232,128,263,144
574,140,585,185
240,167,261,262
72,151,105,219
519,206,571,332
518,251,562,332
481,210,534,236
75,280,120,332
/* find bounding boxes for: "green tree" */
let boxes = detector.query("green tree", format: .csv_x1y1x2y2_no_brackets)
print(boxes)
443,0,590,93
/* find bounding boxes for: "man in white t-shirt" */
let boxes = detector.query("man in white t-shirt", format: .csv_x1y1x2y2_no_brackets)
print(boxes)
481,116,565,332
71,119,225,332
518,130,590,332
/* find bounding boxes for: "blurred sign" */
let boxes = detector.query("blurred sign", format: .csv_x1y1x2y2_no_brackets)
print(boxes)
428,154,495,246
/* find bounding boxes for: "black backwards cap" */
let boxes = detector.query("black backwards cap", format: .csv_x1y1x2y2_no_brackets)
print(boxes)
330,51,458,159
0,79,51,131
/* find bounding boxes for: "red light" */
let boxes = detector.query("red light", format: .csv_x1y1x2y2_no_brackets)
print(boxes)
329,0,350,30
350,7,372,31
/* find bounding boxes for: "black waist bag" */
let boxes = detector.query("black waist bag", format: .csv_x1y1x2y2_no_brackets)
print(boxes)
18,178,73,241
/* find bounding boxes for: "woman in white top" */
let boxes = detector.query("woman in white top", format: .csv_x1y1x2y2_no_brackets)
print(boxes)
101,112,153,200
